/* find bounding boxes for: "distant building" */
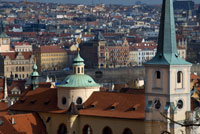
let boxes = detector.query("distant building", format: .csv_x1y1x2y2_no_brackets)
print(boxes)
0,20,12,53
0,52,34,79
13,42,32,52
80,32,107,68
34,45,68,72
173,0,194,10
81,32,129,68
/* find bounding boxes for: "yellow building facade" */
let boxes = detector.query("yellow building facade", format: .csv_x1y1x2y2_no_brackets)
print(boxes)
34,45,68,72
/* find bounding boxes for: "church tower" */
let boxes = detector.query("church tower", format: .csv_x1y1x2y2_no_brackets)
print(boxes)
0,19,10,52
144,0,192,134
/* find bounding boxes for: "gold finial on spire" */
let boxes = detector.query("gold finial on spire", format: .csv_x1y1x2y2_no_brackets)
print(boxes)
76,37,82,45
76,37,82,52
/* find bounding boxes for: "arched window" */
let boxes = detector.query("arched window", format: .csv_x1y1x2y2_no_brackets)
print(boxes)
57,123,67,134
22,66,24,71
156,71,160,79
177,71,183,83
123,128,132,134
83,125,92,134
19,67,21,72
103,127,112,134
78,67,80,73
16,67,18,72
82,67,84,73
76,97,83,105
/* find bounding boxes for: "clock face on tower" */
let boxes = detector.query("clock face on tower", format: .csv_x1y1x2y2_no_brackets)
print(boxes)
177,100,183,109
154,98,161,110
3,39,7,44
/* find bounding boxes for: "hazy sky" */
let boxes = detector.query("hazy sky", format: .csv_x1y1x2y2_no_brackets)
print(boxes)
5,0,200,5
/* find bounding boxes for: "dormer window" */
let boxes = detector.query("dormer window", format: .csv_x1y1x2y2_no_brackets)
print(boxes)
111,102,119,110
90,101,98,108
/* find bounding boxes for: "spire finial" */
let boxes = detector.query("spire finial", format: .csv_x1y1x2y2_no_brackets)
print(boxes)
76,37,82,53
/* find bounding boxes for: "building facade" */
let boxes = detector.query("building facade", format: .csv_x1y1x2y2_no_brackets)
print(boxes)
145,0,192,133
34,45,68,72
0,52,34,79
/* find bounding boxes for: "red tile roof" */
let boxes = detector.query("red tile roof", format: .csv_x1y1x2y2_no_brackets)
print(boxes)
9,87,67,113
35,45,67,53
191,73,200,83
13,42,30,46
0,52,32,60
79,92,145,120
0,102,9,116
0,113,47,134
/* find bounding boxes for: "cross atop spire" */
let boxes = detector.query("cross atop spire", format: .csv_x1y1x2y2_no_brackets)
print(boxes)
145,0,191,65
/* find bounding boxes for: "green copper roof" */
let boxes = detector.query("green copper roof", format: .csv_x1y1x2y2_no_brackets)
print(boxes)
145,0,191,65
73,53,85,66
57,74,100,88
0,33,9,38
31,63,39,77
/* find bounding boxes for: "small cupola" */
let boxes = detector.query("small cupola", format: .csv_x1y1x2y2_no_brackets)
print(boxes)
73,52,85,75
30,63,39,90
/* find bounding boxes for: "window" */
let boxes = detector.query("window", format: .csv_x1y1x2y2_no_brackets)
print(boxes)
62,97,67,105
83,125,92,134
22,66,24,71
156,71,160,79
16,67,18,72
82,68,84,73
103,127,112,134
76,97,82,105
57,123,67,134
154,98,161,110
78,67,80,73
177,71,183,83
123,128,132,134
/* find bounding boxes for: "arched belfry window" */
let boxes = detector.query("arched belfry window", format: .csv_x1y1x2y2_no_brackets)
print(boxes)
177,71,183,88
156,71,161,79
83,125,92,134
154,71,161,88
103,127,112,134
57,123,67,134
177,71,183,83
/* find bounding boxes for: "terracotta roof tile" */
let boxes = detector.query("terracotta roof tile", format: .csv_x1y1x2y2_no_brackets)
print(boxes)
9,87,66,113
80,92,145,120
0,113,47,134
35,45,67,53
1,52,32,60
13,42,30,46
0,102,9,116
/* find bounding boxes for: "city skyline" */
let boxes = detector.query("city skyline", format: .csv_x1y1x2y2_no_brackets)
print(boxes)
4,0,200,5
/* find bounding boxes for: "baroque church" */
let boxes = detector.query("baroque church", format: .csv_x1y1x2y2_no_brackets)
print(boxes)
0,0,198,134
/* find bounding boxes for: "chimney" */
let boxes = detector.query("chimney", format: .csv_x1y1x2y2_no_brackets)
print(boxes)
11,117,16,125
4,77,8,100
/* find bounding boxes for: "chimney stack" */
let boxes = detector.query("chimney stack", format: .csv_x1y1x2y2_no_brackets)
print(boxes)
4,77,8,100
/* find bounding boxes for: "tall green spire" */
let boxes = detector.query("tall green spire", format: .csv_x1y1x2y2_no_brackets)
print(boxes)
145,0,191,65
0,18,9,38
0,19,4,33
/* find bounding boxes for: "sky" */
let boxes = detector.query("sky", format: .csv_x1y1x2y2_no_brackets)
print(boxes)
4,0,200,5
